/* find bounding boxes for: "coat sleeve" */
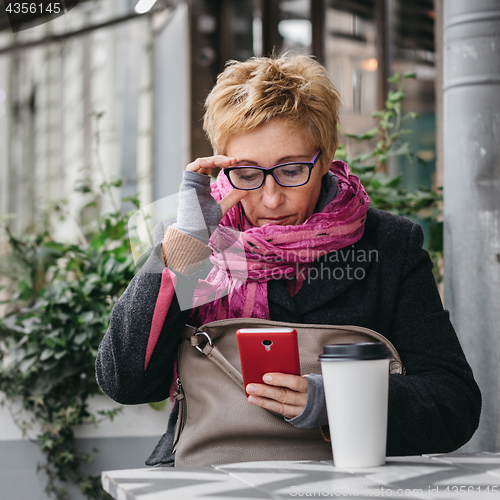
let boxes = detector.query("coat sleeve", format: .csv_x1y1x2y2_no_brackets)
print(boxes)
95,224,211,405
386,223,481,455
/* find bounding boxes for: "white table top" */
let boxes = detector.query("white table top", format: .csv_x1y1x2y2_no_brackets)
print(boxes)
101,452,500,500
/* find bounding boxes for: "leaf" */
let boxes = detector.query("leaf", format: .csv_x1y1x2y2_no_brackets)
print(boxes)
149,400,167,411
73,333,88,346
388,142,411,158
122,195,141,209
20,316,42,333
385,175,403,188
82,201,98,210
387,72,401,84
108,177,123,188
344,127,378,142
60,451,75,464
351,152,375,164
403,71,417,80
350,165,376,174
97,408,123,422
75,184,92,194
387,90,404,103
39,438,54,451
379,119,394,130
81,275,101,296
103,258,116,276
19,356,37,374
79,311,94,323
40,349,54,361
390,129,413,140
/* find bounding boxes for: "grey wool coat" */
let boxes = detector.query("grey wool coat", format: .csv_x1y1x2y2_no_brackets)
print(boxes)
95,208,481,466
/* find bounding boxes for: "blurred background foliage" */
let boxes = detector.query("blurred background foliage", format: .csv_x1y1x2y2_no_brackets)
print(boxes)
0,183,138,499
336,71,443,283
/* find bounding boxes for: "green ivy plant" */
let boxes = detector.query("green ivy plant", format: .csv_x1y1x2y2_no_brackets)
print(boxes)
0,112,139,500
336,71,443,282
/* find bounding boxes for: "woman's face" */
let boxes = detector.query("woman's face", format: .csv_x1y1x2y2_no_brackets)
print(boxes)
224,119,332,227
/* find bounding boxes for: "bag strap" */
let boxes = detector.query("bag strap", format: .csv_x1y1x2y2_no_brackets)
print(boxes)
187,329,245,390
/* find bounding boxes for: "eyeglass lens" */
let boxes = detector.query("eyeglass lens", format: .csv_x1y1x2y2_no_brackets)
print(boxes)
229,163,309,189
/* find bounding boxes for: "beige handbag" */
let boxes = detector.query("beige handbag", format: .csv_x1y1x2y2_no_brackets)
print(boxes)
172,317,404,467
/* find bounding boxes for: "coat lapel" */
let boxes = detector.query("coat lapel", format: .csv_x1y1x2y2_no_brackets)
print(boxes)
267,278,297,316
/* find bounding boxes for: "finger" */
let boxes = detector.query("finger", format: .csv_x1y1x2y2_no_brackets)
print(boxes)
186,156,237,175
262,373,309,394
219,189,249,217
247,394,303,419
246,382,308,407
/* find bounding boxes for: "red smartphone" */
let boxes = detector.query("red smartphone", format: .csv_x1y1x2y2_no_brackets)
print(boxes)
236,328,300,395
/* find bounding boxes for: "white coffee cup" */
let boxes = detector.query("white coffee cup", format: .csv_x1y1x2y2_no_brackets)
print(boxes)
319,342,391,468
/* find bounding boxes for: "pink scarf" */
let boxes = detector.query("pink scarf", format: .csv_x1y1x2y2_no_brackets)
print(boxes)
189,161,369,325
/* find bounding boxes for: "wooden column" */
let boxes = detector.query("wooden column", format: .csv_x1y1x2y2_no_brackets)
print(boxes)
311,0,325,63
261,0,280,56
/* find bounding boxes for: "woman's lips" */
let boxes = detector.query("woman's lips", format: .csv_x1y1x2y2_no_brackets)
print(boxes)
260,215,292,225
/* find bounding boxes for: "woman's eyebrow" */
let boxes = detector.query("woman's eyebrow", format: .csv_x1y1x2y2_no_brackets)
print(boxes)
235,155,312,166
234,159,259,166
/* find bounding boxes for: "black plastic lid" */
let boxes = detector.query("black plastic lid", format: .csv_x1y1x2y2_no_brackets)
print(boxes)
318,342,392,361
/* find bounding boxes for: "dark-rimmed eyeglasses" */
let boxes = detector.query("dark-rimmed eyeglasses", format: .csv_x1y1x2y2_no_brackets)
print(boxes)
224,150,322,190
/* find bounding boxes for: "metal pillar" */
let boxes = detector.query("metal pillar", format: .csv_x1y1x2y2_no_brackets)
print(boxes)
443,0,500,451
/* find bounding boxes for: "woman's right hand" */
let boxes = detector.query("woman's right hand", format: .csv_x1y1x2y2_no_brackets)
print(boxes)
186,156,248,218
174,156,248,243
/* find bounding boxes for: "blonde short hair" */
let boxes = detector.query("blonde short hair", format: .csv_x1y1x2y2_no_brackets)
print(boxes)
203,54,341,164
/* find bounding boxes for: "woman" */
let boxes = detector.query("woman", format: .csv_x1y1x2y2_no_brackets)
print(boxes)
96,54,481,466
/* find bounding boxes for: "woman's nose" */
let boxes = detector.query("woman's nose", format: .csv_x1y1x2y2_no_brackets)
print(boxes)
260,174,285,209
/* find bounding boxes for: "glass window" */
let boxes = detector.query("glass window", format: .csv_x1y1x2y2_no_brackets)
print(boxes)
278,0,312,54
324,5,377,116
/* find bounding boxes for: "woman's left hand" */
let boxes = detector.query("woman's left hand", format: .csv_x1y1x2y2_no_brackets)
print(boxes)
246,373,308,419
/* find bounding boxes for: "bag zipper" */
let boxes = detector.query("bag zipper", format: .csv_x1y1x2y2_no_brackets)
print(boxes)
172,345,187,451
